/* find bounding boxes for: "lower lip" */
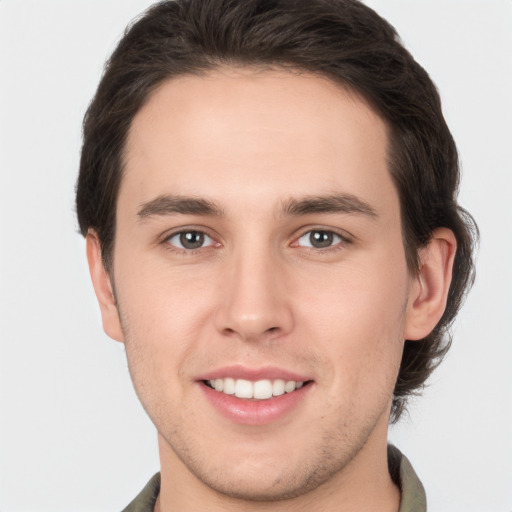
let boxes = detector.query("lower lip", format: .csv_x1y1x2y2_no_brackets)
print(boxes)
199,382,312,425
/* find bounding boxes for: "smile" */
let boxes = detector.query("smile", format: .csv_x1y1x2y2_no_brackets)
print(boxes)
198,366,313,424
204,378,306,400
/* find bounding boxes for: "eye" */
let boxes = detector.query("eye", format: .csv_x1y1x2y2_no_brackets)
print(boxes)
296,230,344,249
165,230,215,250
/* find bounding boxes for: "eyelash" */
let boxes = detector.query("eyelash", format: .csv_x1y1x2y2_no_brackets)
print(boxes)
162,228,219,254
161,227,351,254
293,229,350,253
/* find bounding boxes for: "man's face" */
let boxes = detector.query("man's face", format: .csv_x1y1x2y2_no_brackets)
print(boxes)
109,68,416,500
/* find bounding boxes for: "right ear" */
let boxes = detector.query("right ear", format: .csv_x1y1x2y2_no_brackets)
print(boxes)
86,230,124,342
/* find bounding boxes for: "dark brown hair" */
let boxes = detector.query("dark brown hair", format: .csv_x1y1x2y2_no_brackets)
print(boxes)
76,0,478,421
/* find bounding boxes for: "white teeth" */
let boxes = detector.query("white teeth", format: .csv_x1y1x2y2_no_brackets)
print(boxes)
223,377,235,395
235,379,253,398
284,380,296,393
253,379,273,400
207,378,306,400
272,379,285,396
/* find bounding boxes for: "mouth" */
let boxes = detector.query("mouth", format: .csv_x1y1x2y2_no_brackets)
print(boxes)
203,378,311,400
197,366,314,424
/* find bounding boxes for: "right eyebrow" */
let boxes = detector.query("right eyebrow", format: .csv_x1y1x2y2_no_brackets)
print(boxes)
281,193,378,219
137,194,224,220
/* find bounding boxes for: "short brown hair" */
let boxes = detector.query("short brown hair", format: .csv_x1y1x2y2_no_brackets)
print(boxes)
76,0,478,421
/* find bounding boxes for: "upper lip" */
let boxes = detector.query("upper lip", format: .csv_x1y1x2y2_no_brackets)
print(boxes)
197,365,312,382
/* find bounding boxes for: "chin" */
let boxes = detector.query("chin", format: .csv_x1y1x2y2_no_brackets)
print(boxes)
193,463,328,503
165,430,357,504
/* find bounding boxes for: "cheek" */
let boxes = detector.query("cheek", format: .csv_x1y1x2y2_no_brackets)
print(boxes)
298,258,408,334
115,250,215,330
294,255,409,391
112,257,214,388
115,287,205,429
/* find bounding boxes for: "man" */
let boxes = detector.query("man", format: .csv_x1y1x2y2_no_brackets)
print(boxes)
76,0,477,510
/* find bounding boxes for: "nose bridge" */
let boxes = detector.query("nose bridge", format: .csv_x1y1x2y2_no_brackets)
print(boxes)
215,239,292,341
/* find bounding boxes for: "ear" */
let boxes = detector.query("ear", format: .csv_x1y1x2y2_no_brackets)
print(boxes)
404,228,457,340
86,230,124,343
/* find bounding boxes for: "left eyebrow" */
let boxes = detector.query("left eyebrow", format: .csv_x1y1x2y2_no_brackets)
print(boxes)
281,193,378,218
137,194,224,219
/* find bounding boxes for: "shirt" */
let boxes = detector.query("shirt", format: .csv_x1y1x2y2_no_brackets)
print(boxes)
121,445,426,511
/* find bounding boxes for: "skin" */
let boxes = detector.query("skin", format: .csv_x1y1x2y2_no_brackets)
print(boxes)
87,68,456,511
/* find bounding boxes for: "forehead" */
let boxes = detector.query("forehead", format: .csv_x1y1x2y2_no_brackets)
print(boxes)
120,67,395,218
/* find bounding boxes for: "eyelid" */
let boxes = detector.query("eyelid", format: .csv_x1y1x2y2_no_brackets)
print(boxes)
157,225,352,252
160,226,221,250
290,226,353,249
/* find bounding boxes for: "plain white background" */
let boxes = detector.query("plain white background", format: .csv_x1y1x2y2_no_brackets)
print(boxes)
0,1,511,510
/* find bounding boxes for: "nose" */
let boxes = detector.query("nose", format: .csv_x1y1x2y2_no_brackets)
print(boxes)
214,248,294,342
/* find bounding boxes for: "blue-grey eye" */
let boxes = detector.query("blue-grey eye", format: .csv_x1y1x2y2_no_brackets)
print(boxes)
167,231,213,250
297,230,342,249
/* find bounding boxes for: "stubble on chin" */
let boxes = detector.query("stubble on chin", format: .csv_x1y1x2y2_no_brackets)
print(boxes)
155,400,389,505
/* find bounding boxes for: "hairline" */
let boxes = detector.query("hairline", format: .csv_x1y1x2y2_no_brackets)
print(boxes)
104,63,408,271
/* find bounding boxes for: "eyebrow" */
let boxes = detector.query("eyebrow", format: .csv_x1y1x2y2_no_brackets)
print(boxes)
136,192,377,220
137,195,224,219
281,193,378,218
